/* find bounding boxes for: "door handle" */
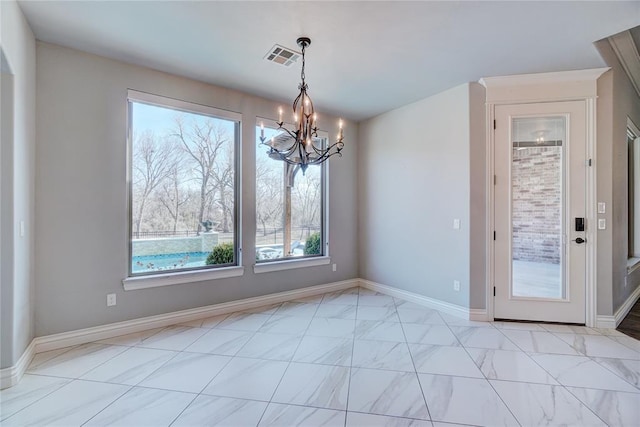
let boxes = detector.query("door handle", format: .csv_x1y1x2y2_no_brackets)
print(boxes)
572,237,586,244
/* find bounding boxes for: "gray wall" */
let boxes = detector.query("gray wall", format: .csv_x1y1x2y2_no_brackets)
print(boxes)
596,39,640,315
469,83,487,310
35,42,358,336
358,83,486,308
0,0,36,368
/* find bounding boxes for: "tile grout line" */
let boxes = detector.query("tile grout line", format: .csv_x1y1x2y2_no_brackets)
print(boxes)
341,288,364,426
490,327,614,426
184,302,288,426
394,295,434,423
255,295,328,426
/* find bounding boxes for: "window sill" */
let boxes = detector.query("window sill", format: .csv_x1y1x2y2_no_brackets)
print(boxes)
254,256,331,274
123,266,245,291
627,257,640,274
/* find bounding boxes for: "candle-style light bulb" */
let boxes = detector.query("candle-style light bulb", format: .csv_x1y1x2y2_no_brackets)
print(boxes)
278,107,283,123
260,122,265,139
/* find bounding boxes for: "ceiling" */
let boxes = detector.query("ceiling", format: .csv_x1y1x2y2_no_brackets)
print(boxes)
17,1,640,121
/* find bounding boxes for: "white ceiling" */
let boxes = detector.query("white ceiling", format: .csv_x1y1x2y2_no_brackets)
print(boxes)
17,1,640,121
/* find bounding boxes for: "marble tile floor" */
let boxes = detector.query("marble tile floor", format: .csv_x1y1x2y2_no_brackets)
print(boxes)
1,286,639,426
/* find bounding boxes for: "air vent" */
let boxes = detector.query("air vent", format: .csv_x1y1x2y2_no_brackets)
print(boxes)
264,44,300,67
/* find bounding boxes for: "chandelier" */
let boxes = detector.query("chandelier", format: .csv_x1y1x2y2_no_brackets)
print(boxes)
259,37,344,174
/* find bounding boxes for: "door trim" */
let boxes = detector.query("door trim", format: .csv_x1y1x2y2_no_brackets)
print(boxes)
481,69,604,326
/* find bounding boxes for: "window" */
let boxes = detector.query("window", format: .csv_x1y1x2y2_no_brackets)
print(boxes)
628,118,640,268
255,121,326,263
127,91,240,277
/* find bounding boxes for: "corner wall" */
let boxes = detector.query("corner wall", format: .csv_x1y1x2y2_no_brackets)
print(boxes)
596,39,640,315
358,83,486,308
0,0,36,368
34,42,359,336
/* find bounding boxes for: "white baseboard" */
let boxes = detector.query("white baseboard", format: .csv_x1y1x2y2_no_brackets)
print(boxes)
2,278,358,389
469,308,490,322
358,279,472,320
596,284,640,329
34,279,358,353
595,315,617,329
0,340,35,390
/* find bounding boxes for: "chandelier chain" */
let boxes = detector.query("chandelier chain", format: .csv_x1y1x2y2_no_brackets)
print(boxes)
300,43,306,85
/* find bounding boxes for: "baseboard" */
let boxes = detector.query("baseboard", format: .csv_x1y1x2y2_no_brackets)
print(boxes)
34,278,358,353
358,279,471,320
469,308,490,322
0,340,35,390
596,284,640,329
595,315,617,329
1,278,358,389
613,284,640,326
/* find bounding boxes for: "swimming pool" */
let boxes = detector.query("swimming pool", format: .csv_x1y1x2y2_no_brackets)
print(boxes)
132,252,209,273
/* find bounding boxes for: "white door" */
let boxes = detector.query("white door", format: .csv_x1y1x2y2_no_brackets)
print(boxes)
494,101,587,324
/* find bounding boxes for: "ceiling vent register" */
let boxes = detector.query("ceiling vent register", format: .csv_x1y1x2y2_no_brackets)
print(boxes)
264,44,300,67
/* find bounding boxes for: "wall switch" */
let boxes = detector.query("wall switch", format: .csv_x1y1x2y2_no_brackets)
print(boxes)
597,202,606,214
332,263,337,272
453,219,460,229
453,280,460,291
598,218,606,230
107,293,117,307
20,220,25,237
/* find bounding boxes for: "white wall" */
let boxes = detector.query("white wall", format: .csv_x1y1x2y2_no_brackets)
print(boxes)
358,83,485,308
34,42,359,336
596,39,640,315
0,0,36,368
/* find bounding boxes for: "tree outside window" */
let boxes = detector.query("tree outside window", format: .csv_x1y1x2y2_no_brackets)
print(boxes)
255,123,325,262
128,93,239,275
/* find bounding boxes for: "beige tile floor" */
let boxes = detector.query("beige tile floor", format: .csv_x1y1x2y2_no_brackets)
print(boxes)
1,287,639,426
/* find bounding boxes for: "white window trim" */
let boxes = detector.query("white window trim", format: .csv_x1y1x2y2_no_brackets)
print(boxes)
125,90,243,288
253,256,330,274
123,266,245,291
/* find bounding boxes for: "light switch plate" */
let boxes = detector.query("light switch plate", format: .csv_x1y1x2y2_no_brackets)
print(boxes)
598,218,606,230
453,219,460,229
597,202,606,214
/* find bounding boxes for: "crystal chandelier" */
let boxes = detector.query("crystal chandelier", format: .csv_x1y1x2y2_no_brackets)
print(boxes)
259,37,344,174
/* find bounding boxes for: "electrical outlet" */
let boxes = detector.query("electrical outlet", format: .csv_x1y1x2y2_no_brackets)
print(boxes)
107,293,117,307
453,280,460,291
332,263,337,272
453,219,460,229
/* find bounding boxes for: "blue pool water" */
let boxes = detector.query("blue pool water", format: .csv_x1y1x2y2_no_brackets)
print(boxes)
132,252,209,273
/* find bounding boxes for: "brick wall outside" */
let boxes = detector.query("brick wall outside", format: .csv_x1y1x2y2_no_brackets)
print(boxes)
512,146,561,264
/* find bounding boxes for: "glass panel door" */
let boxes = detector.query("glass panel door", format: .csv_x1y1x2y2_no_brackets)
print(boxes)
511,116,565,299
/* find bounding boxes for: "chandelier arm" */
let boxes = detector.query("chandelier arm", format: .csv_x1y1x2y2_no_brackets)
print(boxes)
308,140,343,156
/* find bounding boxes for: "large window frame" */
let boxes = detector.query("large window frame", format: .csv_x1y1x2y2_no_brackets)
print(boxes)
123,90,243,290
253,118,330,273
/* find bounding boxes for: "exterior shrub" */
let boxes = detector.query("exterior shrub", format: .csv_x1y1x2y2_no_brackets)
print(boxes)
206,242,234,265
304,232,321,255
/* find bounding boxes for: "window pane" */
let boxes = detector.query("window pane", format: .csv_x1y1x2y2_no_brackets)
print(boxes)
130,100,237,275
255,123,325,261
291,164,322,256
255,126,285,260
511,116,564,299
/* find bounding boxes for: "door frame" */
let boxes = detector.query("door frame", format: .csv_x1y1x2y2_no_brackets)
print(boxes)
480,69,608,327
